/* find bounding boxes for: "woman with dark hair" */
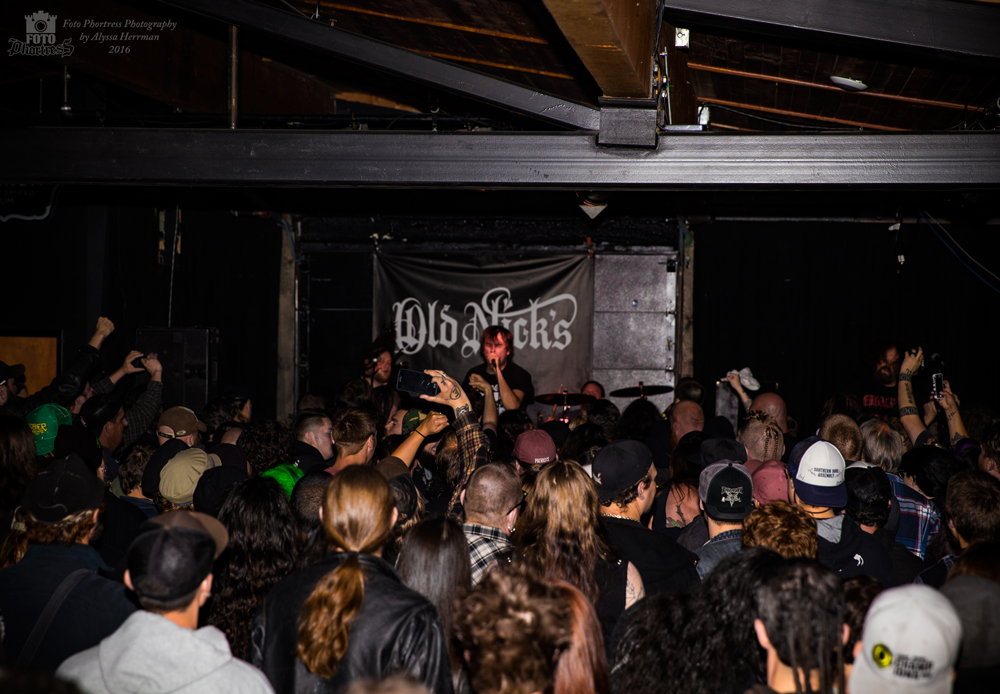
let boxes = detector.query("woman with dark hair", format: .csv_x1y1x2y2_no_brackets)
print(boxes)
614,399,662,444
553,580,609,694
559,422,607,463
250,465,452,694
396,517,471,691
208,476,300,659
0,415,36,543
515,459,644,651
651,430,709,534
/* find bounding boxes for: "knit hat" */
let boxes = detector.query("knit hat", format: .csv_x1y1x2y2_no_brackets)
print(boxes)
591,440,653,503
159,448,221,506
698,461,754,522
849,584,962,694
26,404,73,456
23,454,104,522
787,437,847,508
513,430,557,467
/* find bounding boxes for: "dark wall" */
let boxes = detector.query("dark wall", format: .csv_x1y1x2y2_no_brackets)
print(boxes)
6,203,282,419
693,219,1000,435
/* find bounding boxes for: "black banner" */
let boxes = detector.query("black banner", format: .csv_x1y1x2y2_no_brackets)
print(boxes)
373,254,594,397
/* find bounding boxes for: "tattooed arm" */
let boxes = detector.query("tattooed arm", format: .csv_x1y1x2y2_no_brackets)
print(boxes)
390,412,449,468
898,347,926,445
625,562,646,610
939,381,969,448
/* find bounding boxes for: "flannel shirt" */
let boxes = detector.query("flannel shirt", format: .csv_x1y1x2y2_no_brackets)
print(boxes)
448,410,491,515
463,522,512,585
93,378,163,452
887,472,940,560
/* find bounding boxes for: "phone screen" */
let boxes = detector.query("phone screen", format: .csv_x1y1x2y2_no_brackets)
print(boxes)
396,369,439,396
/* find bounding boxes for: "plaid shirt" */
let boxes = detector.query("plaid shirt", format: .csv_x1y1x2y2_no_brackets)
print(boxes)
92,377,164,452
463,522,512,585
887,472,940,560
448,410,491,515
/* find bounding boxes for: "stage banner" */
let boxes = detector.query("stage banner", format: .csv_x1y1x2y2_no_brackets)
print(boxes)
373,254,594,397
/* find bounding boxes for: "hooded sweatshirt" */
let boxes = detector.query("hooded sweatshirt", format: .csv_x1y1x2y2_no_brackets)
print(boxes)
816,514,898,587
57,611,274,694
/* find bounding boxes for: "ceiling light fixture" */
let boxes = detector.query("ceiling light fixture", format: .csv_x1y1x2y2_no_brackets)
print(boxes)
829,76,868,92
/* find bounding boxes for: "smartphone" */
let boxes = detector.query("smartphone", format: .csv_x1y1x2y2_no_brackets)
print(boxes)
932,373,944,400
396,369,439,397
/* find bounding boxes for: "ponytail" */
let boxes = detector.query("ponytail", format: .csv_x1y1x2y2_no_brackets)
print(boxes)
297,553,366,677
294,466,395,678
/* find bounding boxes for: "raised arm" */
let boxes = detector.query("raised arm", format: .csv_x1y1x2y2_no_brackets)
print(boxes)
939,380,969,448
897,347,926,445
389,412,449,468
726,372,753,411
469,372,498,434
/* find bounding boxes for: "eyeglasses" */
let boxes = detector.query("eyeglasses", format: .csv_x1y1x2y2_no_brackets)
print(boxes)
507,489,528,516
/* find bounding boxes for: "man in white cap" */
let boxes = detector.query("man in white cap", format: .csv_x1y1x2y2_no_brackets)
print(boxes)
849,584,962,694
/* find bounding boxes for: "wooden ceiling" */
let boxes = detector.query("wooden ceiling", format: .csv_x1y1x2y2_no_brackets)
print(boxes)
4,0,998,133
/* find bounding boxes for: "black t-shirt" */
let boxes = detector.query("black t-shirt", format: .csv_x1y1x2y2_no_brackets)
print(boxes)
463,361,534,414
856,379,899,419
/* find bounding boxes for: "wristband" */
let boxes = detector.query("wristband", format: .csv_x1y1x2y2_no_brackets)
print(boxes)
898,373,912,382
413,430,426,438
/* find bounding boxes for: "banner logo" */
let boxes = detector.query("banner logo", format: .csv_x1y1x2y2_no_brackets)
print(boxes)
393,287,578,357
9,11,74,57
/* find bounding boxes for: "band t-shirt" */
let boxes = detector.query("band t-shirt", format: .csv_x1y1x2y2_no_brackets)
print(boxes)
463,361,534,414
857,380,899,419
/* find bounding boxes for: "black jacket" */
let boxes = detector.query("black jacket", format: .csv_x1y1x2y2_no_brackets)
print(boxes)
250,552,454,694
3,345,103,419
602,516,700,595
817,514,898,587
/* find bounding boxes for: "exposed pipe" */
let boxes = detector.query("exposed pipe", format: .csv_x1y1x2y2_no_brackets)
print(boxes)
697,97,906,131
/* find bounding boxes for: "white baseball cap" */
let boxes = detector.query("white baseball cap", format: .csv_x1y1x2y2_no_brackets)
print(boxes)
849,584,962,694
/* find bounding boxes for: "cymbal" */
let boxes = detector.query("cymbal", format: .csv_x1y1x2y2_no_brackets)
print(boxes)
609,384,674,398
535,392,596,406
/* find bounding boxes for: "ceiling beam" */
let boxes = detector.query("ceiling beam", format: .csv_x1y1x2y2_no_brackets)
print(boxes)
540,0,657,98
153,0,600,130
2,128,998,188
660,0,1000,68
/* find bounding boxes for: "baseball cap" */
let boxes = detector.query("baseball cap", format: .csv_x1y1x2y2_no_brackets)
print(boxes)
591,440,653,503
157,406,207,438
262,462,305,499
849,584,962,694
0,360,25,382
699,461,754,521
22,454,105,522
787,437,847,508
940,576,1000,668
750,459,789,506
127,526,218,603
401,408,427,435
699,438,748,468
146,509,229,558
26,404,73,456
159,448,221,506
513,430,557,467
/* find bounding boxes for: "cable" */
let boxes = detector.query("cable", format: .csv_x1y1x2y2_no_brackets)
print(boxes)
919,212,1000,296
922,210,1000,285
703,102,857,131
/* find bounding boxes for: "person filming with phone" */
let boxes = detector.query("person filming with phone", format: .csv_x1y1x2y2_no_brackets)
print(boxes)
462,326,534,415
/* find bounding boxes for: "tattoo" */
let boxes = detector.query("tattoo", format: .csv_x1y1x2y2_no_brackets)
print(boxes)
946,411,956,420
903,382,914,404
899,406,918,417
449,385,461,400
951,432,964,445
899,373,912,382
626,581,637,604
455,405,471,416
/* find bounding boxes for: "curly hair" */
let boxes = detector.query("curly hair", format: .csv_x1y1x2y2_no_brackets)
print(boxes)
455,564,571,694
201,397,243,431
516,460,612,605
118,441,157,495
559,423,607,463
24,508,98,546
601,473,652,509
208,476,300,659
610,591,690,694
742,501,819,558
238,420,294,476
842,576,883,665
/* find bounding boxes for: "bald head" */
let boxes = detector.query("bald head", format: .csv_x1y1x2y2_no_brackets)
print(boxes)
464,463,522,525
751,393,788,433
670,400,705,446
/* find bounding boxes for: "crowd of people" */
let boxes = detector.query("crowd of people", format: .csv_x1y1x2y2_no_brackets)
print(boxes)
1,319,998,694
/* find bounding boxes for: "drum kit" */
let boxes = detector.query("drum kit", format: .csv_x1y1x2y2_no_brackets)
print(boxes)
536,381,674,422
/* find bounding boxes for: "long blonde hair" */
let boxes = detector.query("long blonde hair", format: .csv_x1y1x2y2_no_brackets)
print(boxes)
297,466,395,677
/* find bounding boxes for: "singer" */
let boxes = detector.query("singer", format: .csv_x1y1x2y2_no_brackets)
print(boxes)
462,326,534,414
